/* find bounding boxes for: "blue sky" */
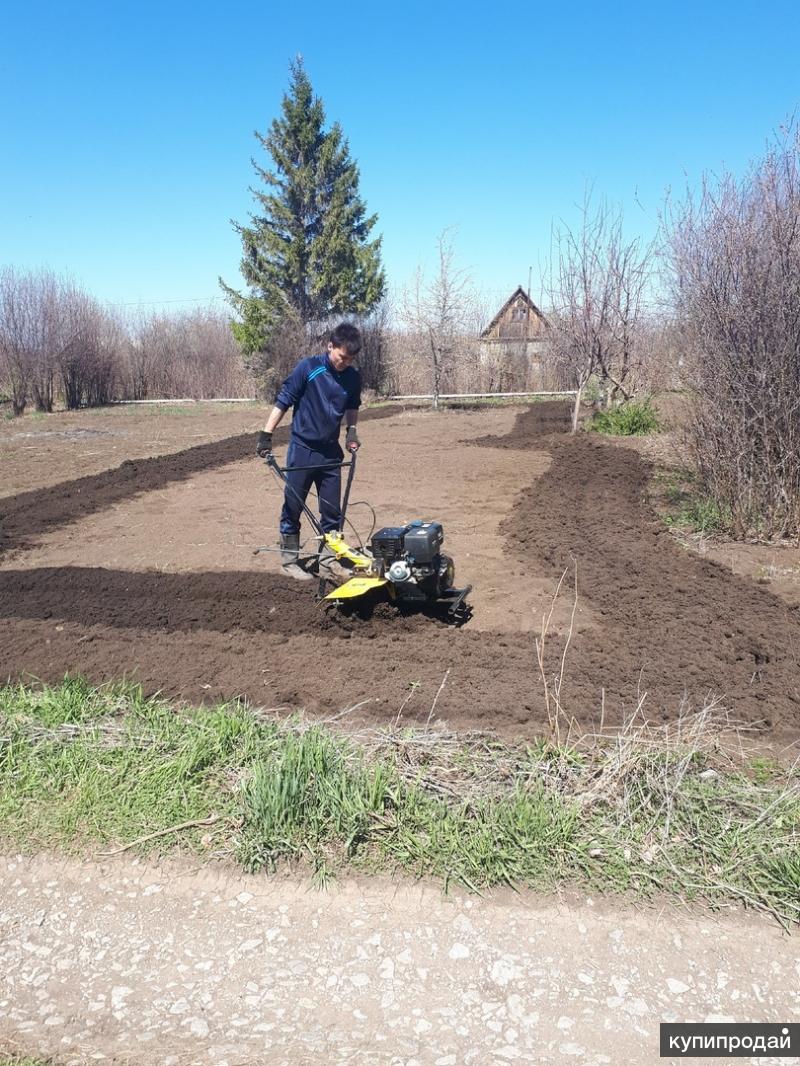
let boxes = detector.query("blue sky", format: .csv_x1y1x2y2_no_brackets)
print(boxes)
2,0,799,313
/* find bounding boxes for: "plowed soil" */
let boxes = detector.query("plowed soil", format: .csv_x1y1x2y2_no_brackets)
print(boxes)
2,401,799,739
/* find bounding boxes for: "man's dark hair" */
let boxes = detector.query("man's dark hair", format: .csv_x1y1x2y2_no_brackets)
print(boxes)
330,322,362,355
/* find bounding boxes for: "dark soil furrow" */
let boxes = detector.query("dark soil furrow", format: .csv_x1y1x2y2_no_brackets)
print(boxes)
0,566,462,636
496,410,800,730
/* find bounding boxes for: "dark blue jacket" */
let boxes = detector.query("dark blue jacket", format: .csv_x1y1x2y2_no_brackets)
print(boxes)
275,353,362,448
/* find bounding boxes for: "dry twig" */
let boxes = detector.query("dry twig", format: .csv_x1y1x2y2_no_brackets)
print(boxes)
425,669,451,730
99,814,222,856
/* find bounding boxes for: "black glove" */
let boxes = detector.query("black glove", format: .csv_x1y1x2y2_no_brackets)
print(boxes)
256,430,273,458
345,425,361,452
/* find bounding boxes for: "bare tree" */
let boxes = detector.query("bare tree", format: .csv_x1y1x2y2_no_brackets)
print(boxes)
0,267,33,415
58,290,93,410
0,269,118,413
0,269,61,413
83,308,122,406
27,273,59,413
399,231,480,407
546,194,654,431
124,312,162,401
664,125,800,539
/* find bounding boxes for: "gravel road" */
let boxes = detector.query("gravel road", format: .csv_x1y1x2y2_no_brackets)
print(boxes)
1,855,797,1065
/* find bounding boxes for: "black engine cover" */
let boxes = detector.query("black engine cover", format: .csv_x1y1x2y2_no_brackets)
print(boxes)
371,525,410,564
403,521,444,564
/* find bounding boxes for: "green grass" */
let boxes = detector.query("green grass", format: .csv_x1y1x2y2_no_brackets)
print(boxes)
0,679,256,852
1,679,799,922
656,470,730,535
664,495,728,534
750,756,783,784
588,397,660,436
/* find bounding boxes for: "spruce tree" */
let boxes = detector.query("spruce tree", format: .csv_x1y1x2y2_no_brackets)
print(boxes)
222,59,385,361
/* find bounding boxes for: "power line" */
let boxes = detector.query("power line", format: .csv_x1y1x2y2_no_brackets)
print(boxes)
107,288,534,309
107,283,542,310
106,295,226,308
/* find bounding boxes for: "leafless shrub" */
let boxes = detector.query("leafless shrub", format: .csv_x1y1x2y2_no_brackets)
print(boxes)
535,562,580,746
121,306,251,400
0,270,255,410
59,292,97,410
26,274,60,413
477,343,529,392
242,314,307,400
56,292,125,409
383,327,425,395
665,126,800,539
353,301,389,392
546,194,655,430
124,311,174,400
84,309,124,406
386,314,547,398
175,308,252,398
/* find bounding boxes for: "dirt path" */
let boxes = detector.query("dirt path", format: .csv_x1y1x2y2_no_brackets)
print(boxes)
2,403,800,739
0,407,399,555
1,854,797,1066
0,404,260,502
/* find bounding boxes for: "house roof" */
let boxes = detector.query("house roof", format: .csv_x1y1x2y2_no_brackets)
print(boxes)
480,286,547,339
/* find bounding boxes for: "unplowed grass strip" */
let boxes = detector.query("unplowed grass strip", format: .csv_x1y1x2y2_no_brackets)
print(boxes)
1,679,798,923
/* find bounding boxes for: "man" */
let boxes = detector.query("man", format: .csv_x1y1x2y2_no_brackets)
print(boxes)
257,322,362,580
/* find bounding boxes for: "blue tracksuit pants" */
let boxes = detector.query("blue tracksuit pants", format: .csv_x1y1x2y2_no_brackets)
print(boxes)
279,438,344,536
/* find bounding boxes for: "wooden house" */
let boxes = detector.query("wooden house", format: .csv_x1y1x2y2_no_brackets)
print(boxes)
479,286,549,387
